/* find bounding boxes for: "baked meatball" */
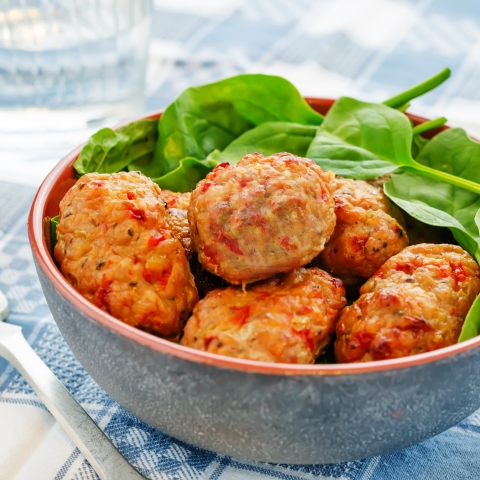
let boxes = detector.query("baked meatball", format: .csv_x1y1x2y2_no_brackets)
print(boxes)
161,190,193,258
181,267,346,363
362,244,480,318
318,177,409,288
335,244,480,363
54,172,198,339
189,152,336,285
335,284,464,362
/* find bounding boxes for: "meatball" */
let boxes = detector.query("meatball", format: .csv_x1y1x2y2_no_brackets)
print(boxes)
362,244,480,318
181,267,346,364
335,244,480,363
335,284,463,362
318,177,409,288
161,190,193,258
54,172,198,339
189,152,336,285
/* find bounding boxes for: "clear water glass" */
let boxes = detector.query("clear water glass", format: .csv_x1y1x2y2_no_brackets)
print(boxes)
0,0,152,135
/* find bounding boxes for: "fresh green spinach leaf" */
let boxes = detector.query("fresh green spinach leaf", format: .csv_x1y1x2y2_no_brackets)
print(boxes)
154,74,323,175
47,215,59,255
459,294,480,343
416,128,480,181
312,159,399,180
306,97,415,178
207,122,318,164
384,173,480,262
127,153,163,179
411,134,429,159
153,157,217,192
306,97,480,194
51,215,59,247
74,119,158,176
307,97,416,166
384,127,480,262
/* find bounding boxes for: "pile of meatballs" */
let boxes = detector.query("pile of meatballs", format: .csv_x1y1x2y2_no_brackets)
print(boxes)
54,152,480,364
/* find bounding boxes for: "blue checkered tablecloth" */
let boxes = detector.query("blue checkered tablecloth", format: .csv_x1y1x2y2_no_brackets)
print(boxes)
2,1,480,479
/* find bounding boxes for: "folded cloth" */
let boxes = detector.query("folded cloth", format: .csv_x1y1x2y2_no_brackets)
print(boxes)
2,180,480,480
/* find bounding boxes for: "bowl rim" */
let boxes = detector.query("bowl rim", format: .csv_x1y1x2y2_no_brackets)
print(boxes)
28,99,480,376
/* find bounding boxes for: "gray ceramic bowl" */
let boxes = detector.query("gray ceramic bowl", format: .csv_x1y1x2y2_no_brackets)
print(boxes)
28,99,480,464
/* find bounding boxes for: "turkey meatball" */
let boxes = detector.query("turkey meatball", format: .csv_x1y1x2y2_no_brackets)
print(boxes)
161,190,193,258
189,152,336,285
335,244,480,363
318,177,409,288
181,267,346,363
362,243,480,318
54,172,198,339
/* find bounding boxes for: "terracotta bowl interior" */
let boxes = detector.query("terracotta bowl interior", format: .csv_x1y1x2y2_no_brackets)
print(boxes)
29,98,479,376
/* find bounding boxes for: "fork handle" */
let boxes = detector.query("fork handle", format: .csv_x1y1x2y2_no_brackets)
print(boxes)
0,328,148,480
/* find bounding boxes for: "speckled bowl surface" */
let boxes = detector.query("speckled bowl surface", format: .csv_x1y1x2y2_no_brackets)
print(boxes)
28,99,480,464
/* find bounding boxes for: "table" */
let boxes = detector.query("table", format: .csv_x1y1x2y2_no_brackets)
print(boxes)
1,1,480,478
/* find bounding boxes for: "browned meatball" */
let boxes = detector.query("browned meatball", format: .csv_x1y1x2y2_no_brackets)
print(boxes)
335,244,480,363
318,177,408,288
161,190,193,258
335,284,463,362
189,152,336,285
362,244,480,318
55,172,198,339
181,267,346,363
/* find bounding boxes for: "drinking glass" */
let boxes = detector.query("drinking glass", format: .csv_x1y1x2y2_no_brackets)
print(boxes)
0,0,152,136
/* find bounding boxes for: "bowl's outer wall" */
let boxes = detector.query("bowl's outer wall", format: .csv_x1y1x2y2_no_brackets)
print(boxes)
30,98,480,464
36,262,480,464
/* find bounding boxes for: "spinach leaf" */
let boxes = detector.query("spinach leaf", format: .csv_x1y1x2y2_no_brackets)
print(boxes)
50,215,59,248
307,97,415,165
313,159,399,180
384,173,480,262
459,294,480,343
416,128,480,181
73,119,158,176
208,122,318,165
154,74,323,175
306,98,480,195
46,215,59,255
411,134,428,159
384,129,480,262
127,154,163,179
153,158,217,192
306,97,415,178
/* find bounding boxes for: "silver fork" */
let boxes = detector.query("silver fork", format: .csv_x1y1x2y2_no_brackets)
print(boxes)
0,292,148,480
